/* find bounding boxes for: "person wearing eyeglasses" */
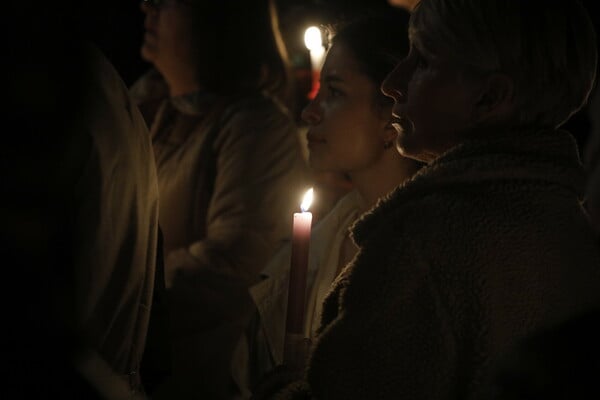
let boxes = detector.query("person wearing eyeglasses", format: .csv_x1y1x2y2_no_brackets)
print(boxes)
131,0,310,398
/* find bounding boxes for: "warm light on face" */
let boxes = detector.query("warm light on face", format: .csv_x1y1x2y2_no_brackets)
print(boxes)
304,27,323,51
300,188,314,212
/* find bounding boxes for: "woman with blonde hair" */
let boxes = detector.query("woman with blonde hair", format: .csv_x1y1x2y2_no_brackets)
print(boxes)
271,0,600,398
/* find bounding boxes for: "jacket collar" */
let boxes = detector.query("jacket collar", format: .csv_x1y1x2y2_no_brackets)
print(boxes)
352,128,585,245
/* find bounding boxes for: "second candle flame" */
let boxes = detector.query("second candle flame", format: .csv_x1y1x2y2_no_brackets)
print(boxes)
300,188,314,212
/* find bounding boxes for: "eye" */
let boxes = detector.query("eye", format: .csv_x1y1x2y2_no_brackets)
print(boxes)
328,85,344,97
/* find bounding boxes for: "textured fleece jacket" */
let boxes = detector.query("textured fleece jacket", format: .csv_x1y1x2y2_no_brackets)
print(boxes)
279,129,600,400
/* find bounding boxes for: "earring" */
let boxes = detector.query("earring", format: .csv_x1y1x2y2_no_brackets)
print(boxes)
383,141,393,150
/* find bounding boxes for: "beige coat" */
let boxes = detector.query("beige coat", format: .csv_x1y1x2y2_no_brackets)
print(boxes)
132,71,311,398
150,93,310,284
73,45,160,391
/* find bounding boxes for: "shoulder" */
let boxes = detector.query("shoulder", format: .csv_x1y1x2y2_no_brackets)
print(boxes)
212,93,301,158
222,92,294,131
79,43,130,111
129,68,168,105
313,191,361,233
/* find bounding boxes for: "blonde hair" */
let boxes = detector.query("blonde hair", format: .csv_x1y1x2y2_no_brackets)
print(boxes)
410,0,597,128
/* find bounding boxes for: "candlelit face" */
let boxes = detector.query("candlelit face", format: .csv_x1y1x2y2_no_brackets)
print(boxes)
140,0,198,84
301,43,396,175
381,45,482,163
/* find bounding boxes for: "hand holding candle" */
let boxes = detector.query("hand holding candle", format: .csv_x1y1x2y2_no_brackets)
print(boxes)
284,188,313,369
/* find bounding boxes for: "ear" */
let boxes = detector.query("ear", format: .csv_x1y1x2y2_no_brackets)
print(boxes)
471,73,515,123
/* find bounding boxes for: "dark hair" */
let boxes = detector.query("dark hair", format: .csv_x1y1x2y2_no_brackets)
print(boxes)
329,11,411,108
188,0,290,100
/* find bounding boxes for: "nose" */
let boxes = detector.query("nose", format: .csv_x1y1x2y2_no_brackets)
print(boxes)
381,61,409,103
301,97,322,126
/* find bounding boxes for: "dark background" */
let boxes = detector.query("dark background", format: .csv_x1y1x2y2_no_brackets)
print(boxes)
85,0,399,86
11,0,597,156
82,0,598,156
82,0,402,124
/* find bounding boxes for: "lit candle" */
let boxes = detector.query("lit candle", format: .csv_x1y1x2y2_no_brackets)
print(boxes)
284,188,313,369
304,27,325,100
286,188,313,335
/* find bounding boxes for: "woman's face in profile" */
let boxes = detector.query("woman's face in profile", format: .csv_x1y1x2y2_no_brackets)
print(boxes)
140,0,197,81
382,45,480,163
301,43,392,175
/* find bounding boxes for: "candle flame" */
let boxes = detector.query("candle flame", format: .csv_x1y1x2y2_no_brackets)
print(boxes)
300,188,314,212
304,27,323,51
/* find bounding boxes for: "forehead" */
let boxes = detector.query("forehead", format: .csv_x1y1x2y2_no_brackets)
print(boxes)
321,43,363,78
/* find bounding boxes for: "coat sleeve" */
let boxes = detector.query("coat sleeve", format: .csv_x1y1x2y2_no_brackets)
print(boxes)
162,101,309,398
303,237,460,400
165,101,310,285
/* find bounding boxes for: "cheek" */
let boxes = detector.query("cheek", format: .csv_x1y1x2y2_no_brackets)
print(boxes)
407,82,449,128
319,102,383,156
338,122,384,166
319,104,351,139
159,14,193,50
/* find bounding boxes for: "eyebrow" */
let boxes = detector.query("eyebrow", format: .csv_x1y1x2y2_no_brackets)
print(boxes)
322,74,344,84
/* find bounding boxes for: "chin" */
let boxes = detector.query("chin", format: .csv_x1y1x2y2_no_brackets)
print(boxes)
140,43,157,63
395,134,414,156
395,138,431,164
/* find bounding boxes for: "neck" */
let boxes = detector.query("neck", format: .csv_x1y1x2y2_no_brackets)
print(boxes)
161,66,203,97
167,79,202,97
350,154,420,213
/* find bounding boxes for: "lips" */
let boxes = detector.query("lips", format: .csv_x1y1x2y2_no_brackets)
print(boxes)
390,115,414,136
391,121,404,134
